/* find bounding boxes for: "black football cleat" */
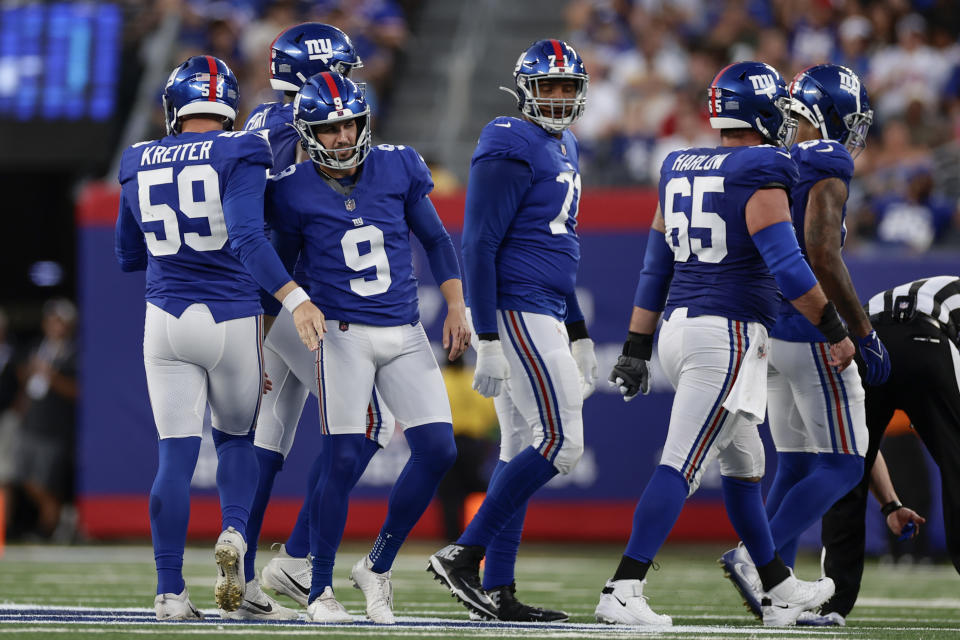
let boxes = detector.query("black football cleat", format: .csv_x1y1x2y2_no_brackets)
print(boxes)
486,582,569,622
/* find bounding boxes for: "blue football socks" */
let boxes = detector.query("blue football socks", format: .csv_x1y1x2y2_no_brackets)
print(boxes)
150,436,201,595
308,434,369,603
722,475,776,567
768,453,864,566
482,460,528,590
243,446,284,579
622,465,689,564
764,451,816,520
457,446,557,549
369,423,456,573
211,428,257,539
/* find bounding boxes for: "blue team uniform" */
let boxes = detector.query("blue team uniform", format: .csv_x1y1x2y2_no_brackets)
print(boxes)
660,145,799,329
266,144,459,325
244,102,298,174
115,130,288,321
769,139,854,342
462,116,582,335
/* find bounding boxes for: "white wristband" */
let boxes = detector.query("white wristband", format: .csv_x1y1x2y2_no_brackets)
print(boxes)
282,287,310,314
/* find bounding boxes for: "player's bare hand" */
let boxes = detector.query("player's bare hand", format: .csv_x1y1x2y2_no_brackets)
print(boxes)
292,301,327,351
263,372,273,394
827,336,855,371
887,506,926,540
442,304,470,361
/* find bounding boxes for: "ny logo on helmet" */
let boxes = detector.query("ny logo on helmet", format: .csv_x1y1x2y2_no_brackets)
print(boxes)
749,74,777,98
306,39,334,63
838,71,860,97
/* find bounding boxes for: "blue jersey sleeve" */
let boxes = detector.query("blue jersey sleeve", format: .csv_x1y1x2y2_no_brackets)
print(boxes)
564,290,585,325
219,133,291,297
797,140,854,183
406,195,460,285
471,119,534,166
114,189,147,272
398,146,434,203
728,146,799,193
462,157,533,335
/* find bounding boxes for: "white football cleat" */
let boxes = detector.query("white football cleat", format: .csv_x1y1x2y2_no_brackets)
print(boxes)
214,526,246,612
594,579,672,626
154,587,203,620
718,542,763,619
219,578,299,620
350,555,395,624
797,610,846,626
306,586,354,623
762,571,836,627
262,544,312,606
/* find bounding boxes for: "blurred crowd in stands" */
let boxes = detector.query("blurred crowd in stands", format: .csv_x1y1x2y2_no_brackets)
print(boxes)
0,300,78,542
565,0,960,252
123,0,960,253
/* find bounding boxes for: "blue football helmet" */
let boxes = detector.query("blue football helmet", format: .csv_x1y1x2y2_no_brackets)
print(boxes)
270,23,362,92
708,61,797,148
509,39,588,133
789,64,873,158
293,72,371,170
163,56,239,135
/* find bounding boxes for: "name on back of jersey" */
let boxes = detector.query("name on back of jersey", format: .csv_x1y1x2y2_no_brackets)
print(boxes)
140,140,213,166
670,152,731,172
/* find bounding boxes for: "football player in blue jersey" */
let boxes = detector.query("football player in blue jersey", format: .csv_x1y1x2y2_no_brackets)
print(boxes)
718,64,890,624
427,39,596,622
115,55,326,621
238,23,395,618
266,71,466,623
596,62,857,627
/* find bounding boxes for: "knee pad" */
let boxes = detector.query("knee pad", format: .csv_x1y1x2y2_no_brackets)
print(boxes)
533,414,584,475
718,425,766,480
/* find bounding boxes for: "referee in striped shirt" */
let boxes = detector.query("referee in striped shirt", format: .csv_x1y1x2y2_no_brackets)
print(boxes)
813,276,960,625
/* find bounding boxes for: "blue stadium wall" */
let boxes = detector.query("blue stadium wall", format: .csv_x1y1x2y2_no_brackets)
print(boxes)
76,185,953,550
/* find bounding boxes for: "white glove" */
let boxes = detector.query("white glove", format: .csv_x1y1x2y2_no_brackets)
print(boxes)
571,338,599,399
473,339,510,398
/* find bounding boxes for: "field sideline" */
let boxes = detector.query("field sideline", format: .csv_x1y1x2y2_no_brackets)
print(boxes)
1,541,957,639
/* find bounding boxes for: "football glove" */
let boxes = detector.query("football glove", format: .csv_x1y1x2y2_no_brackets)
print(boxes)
473,339,510,398
858,330,891,386
571,338,599,399
608,333,653,401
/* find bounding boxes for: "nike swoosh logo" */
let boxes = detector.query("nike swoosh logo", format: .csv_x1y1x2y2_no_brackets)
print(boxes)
246,599,273,613
494,122,511,128
281,569,310,595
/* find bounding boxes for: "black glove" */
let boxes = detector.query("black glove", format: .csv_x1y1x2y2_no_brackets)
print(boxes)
608,333,653,401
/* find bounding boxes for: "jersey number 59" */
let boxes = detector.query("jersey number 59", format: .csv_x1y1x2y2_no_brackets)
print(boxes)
137,165,227,256
663,176,727,263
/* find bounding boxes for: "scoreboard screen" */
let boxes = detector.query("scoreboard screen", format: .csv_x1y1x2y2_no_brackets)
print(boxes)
0,1,123,168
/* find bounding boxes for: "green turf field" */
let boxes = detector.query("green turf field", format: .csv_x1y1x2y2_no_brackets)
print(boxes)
0,541,957,639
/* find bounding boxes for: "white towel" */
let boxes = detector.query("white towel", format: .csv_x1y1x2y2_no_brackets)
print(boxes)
722,323,769,423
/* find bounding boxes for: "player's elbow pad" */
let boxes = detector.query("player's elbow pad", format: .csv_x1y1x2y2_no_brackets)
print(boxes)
751,221,818,300
633,229,674,311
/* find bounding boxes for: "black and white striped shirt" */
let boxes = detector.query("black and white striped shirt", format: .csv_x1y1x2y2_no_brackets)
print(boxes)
867,276,960,345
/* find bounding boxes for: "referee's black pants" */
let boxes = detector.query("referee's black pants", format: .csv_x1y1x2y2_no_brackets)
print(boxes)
820,317,960,617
